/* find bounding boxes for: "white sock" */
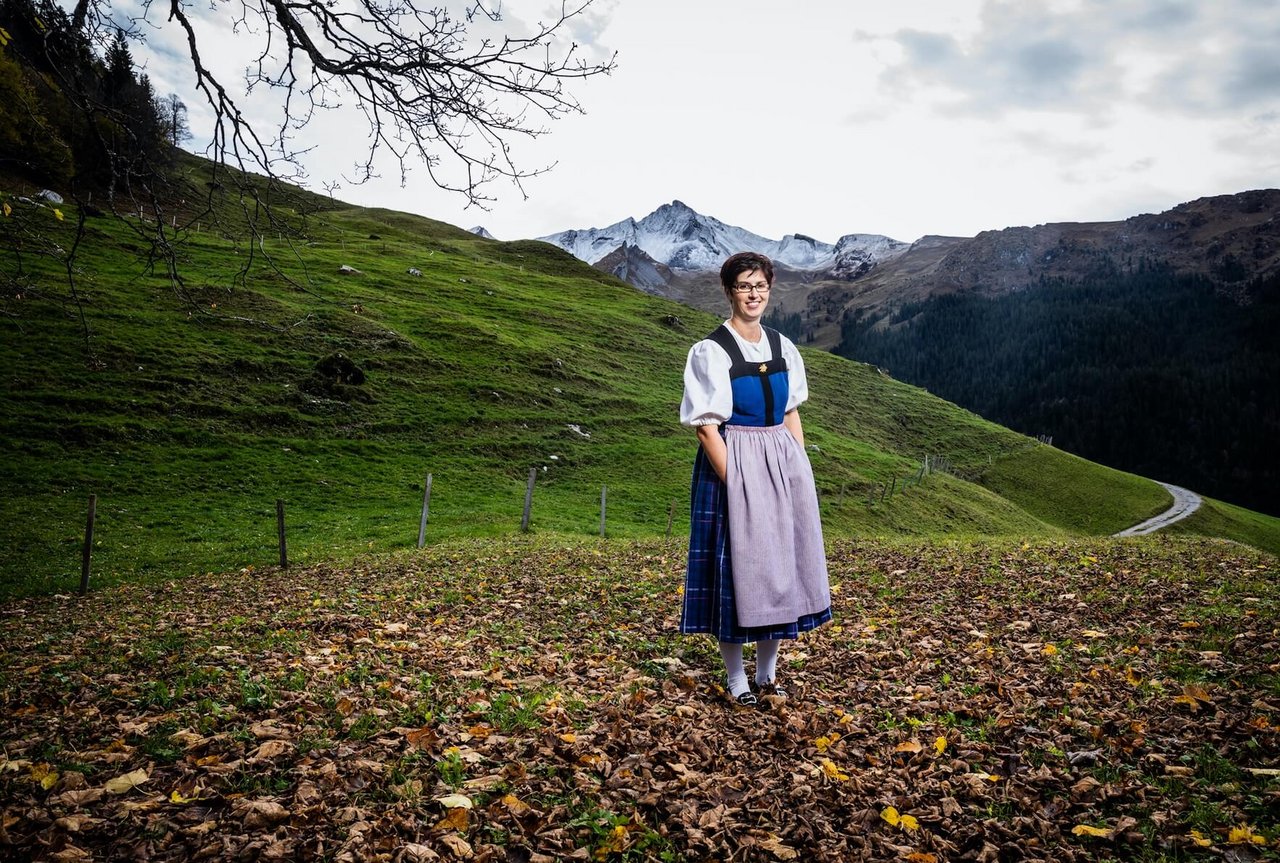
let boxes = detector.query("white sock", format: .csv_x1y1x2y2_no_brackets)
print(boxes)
755,639,781,687
719,641,750,697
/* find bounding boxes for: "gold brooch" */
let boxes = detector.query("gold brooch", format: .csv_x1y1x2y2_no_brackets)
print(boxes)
758,363,768,373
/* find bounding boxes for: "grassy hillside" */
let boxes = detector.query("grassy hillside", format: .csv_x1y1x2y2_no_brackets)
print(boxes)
3,168,1276,597
1166,496,1280,557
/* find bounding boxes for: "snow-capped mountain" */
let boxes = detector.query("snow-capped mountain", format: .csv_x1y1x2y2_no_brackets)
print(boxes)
539,201,906,279
469,226,497,240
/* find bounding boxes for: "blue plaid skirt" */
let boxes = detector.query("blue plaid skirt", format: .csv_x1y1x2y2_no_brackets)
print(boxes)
680,442,832,644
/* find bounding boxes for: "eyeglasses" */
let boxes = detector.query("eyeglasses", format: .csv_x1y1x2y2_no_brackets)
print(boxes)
731,282,771,294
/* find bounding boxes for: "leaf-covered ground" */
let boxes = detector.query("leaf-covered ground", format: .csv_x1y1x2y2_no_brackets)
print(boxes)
1,536,1277,862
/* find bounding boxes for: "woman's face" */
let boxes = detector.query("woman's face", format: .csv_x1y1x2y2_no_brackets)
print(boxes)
727,268,771,323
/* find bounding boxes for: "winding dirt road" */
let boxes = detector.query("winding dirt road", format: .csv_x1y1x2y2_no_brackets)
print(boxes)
1113,482,1203,537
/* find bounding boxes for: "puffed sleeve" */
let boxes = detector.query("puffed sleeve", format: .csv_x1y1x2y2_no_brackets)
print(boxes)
679,340,733,427
783,337,809,412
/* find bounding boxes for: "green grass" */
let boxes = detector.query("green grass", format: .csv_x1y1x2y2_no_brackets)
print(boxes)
3,159,1277,598
977,445,1173,534
1165,496,1280,557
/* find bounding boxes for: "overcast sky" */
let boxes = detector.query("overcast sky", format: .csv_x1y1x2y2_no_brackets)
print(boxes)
129,0,1280,245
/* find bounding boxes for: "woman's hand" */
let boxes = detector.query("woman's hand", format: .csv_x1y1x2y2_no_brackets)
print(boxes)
784,409,805,449
696,424,729,483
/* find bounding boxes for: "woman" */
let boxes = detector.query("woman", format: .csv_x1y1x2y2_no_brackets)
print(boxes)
679,251,832,707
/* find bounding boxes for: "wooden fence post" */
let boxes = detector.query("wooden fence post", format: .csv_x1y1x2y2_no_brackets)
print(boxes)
665,499,676,537
417,473,433,549
521,468,537,532
599,485,607,537
80,494,97,596
276,499,288,568
890,476,897,496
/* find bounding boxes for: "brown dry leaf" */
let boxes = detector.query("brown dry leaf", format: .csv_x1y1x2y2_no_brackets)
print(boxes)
759,834,799,860
907,855,938,863
399,843,442,862
237,799,290,828
249,739,293,762
54,789,104,808
895,740,923,754
438,833,473,858
436,806,470,831
103,768,149,794
405,725,439,750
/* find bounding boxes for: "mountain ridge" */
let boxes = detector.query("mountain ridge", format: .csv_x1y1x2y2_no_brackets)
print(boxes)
538,191,1280,346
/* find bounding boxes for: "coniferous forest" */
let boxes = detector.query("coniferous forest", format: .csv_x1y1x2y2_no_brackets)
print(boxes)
835,263,1280,516
0,0,187,193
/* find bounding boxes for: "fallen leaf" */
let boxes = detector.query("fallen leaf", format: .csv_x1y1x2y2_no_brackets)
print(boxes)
933,736,947,755
1227,825,1267,845
1071,824,1110,838
759,834,799,860
895,740,922,754
104,768,149,794
437,794,474,810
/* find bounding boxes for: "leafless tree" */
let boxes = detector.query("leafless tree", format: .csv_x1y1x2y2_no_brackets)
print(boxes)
90,0,617,207
160,92,190,148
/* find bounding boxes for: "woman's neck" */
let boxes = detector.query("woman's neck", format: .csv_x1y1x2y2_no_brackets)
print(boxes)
729,317,763,343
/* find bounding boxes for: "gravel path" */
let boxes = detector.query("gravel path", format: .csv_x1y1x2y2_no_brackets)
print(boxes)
1114,481,1203,537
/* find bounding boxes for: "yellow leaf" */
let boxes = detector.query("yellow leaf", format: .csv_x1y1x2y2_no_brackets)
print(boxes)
170,787,203,804
821,759,850,781
1172,695,1202,711
899,813,920,831
436,794,473,810
934,736,947,755
895,739,923,753
1072,824,1110,837
3,202,11,217
105,768,150,794
559,732,577,743
29,763,58,790
1080,629,1107,639
1228,825,1266,845
814,734,839,753
881,806,901,827
1189,830,1213,847
500,794,531,815
1042,643,1059,656
53,208,64,221
1125,666,1142,686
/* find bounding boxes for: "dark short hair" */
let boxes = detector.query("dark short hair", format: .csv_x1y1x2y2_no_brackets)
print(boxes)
719,252,774,292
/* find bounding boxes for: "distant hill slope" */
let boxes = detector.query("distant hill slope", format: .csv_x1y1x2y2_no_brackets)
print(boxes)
803,189,1280,347
2,166,1276,597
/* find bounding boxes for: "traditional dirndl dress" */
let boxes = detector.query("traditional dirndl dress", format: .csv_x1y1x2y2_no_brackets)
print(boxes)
680,325,832,644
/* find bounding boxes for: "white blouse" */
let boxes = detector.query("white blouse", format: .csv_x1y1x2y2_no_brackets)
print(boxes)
679,322,809,427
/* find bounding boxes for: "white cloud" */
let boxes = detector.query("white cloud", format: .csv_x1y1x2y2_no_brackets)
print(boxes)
106,0,1280,245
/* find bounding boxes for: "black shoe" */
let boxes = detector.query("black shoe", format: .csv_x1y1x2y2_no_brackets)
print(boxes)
734,691,759,707
757,682,788,700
